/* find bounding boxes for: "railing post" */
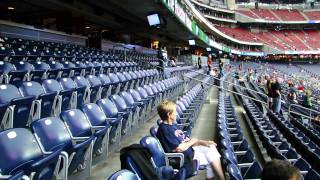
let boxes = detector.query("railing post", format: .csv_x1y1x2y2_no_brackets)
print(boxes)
288,104,291,122
309,109,312,127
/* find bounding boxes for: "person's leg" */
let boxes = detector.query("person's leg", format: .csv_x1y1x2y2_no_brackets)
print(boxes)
205,146,225,180
276,97,281,113
273,97,278,112
210,158,225,180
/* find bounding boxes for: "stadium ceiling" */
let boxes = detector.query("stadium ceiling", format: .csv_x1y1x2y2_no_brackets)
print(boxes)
0,0,207,47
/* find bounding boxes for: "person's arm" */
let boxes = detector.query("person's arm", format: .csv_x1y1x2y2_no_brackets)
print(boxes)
195,140,217,147
175,138,198,152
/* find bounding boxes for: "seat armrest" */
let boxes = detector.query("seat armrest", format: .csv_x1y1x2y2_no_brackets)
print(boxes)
165,153,184,168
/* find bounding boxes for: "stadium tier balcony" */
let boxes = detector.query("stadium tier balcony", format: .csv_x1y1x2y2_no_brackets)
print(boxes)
250,9,280,21
237,9,318,21
215,26,320,51
215,25,256,42
272,10,306,21
304,11,320,20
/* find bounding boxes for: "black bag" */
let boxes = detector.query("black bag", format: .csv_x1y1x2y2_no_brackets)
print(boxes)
120,144,187,180
120,144,158,180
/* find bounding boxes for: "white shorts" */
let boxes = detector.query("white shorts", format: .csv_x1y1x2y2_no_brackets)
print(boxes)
193,145,221,178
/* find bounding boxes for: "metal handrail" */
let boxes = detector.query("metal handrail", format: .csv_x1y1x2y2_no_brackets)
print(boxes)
288,103,320,125
184,75,268,105
177,67,269,100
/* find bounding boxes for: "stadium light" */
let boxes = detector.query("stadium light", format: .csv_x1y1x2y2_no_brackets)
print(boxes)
188,40,195,46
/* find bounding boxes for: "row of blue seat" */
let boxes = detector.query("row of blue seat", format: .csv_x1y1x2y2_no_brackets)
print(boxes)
0,69,160,130
268,112,320,173
0,60,139,84
236,85,320,179
0,36,159,63
0,75,184,180
124,78,211,179
217,93,262,180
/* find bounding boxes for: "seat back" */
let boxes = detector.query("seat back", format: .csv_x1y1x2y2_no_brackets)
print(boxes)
14,61,34,72
110,95,127,112
116,72,127,83
227,163,243,180
0,61,15,74
60,109,92,137
143,85,154,96
109,73,120,84
0,84,35,128
108,170,139,180
86,75,102,87
32,61,50,71
137,87,148,99
129,89,141,102
140,136,166,167
0,84,23,103
82,103,108,127
98,74,111,86
120,92,135,107
97,99,119,118
59,77,76,90
31,117,73,151
0,127,61,180
19,81,57,118
0,128,42,175
149,126,158,137
74,76,90,88
19,81,45,98
42,79,63,93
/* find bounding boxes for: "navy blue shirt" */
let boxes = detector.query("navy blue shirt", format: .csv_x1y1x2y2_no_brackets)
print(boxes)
156,123,194,158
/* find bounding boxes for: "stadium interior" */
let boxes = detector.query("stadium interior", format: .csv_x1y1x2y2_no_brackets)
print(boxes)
0,0,320,179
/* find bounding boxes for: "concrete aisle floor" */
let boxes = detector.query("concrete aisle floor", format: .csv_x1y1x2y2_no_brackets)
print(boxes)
190,87,219,180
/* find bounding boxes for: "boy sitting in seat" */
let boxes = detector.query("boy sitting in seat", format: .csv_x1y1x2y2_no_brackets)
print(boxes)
156,100,225,180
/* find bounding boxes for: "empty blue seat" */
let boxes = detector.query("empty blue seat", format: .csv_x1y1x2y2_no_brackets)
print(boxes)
31,117,94,178
109,73,121,95
84,61,94,76
5,61,28,85
0,128,61,180
73,76,91,104
97,98,122,149
0,61,15,83
29,61,47,83
98,74,113,98
74,61,86,76
129,88,149,121
19,81,58,118
93,61,103,75
304,169,320,180
82,103,111,162
61,61,75,77
120,91,142,131
110,95,132,136
128,71,138,89
0,84,35,128
86,75,102,103
116,72,129,92
47,61,63,79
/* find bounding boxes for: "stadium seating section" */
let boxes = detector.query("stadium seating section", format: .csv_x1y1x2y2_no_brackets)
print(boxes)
215,25,320,51
237,9,320,21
